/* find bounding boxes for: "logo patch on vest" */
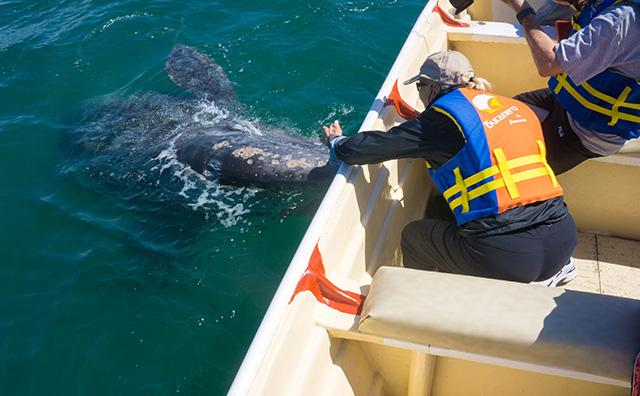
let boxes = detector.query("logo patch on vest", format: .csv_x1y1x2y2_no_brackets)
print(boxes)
482,106,520,129
472,94,503,114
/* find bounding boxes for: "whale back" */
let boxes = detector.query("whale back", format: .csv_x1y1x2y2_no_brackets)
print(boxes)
175,127,339,189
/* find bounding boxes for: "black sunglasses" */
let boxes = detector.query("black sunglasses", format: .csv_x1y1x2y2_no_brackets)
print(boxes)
416,80,435,90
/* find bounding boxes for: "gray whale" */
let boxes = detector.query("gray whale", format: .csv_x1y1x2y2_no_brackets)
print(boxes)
166,44,339,189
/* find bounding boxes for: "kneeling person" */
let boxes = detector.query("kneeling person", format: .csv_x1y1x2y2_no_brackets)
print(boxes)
322,51,577,286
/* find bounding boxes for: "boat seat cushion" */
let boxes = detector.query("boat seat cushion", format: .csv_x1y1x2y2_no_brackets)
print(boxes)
358,266,640,383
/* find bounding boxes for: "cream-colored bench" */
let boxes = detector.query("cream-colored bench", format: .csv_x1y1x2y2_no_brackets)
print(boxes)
358,266,640,387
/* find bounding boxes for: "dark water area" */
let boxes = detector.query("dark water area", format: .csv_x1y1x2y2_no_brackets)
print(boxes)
0,1,424,394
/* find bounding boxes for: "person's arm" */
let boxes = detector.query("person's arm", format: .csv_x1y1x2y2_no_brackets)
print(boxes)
554,4,635,84
501,0,566,76
321,119,429,166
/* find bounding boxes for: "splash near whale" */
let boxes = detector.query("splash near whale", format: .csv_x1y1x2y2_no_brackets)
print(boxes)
165,44,339,189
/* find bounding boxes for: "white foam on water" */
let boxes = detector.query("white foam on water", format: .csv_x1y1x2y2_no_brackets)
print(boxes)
149,134,261,228
192,99,264,136
192,100,231,126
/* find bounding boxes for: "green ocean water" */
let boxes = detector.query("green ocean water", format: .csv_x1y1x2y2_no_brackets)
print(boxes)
0,1,424,394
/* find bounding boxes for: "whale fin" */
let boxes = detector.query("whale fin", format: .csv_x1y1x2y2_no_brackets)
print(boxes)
166,44,237,104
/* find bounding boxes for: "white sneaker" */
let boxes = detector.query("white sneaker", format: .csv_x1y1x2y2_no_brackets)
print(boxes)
530,258,577,287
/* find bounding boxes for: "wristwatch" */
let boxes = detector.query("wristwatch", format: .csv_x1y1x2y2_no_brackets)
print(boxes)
516,6,536,24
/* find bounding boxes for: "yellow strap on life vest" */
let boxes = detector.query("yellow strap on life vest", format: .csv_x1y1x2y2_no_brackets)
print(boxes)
443,140,557,213
553,74,640,126
493,148,520,199
453,167,469,214
610,86,633,126
537,140,559,188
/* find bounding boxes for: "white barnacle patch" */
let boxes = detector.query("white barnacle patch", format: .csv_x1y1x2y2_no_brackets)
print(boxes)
271,160,280,165
232,147,268,160
247,159,254,165
212,141,231,150
286,158,315,169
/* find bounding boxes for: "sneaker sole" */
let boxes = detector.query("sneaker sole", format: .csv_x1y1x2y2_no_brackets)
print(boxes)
554,263,578,286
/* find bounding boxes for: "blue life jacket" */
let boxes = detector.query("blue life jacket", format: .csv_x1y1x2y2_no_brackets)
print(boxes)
548,0,640,139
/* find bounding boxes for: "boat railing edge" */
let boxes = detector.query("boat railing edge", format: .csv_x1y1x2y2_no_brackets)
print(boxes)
226,2,439,395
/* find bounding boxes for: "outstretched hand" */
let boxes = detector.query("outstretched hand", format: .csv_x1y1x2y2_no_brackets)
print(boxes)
322,120,343,146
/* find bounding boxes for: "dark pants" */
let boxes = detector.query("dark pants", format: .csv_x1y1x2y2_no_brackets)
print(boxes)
514,88,601,175
400,214,577,283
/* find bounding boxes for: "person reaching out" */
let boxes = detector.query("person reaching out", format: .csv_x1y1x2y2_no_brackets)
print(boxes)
323,50,578,286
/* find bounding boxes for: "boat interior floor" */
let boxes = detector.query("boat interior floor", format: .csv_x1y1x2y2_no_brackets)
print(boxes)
564,232,640,300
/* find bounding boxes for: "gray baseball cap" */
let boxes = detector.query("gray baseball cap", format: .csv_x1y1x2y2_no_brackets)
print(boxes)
404,50,474,86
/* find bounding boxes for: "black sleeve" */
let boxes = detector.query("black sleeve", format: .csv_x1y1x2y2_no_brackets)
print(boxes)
333,110,465,169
